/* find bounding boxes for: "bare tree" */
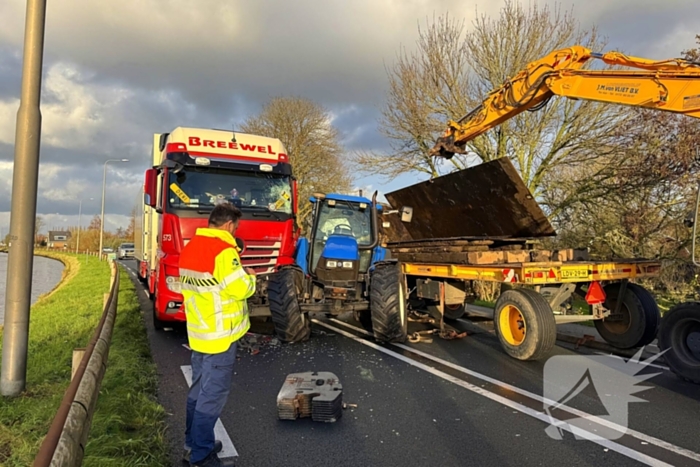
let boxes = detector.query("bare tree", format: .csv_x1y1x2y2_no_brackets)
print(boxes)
682,34,700,62
353,1,627,199
126,206,136,241
240,96,352,225
88,215,101,231
34,215,45,245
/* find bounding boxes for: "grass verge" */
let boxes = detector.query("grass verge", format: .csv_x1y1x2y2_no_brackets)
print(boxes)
0,254,168,466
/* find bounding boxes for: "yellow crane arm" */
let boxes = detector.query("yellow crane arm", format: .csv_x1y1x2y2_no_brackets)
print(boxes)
430,46,700,159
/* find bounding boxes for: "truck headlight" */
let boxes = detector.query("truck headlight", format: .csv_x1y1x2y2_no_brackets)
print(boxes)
326,260,338,268
166,275,181,292
342,261,353,268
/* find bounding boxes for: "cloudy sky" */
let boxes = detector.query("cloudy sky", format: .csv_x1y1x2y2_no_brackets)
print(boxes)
0,0,698,235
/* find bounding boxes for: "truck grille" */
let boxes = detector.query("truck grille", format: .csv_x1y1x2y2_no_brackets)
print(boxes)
239,240,281,274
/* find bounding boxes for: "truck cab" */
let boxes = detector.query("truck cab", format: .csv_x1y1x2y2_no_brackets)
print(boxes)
137,127,298,330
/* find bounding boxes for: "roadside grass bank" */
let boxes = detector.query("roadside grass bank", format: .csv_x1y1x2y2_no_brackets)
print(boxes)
0,254,168,466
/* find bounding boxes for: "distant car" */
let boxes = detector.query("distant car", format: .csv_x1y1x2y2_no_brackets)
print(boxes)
117,243,135,259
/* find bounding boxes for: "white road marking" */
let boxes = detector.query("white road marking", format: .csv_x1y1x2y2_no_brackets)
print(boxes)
321,318,700,465
143,290,150,298
180,365,238,459
594,352,670,372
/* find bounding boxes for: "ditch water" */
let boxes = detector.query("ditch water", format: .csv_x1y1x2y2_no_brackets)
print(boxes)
0,253,65,326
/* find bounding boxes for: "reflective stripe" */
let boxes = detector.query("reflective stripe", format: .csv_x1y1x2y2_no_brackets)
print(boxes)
187,321,249,341
187,298,209,331
220,268,248,287
212,291,224,332
179,268,215,280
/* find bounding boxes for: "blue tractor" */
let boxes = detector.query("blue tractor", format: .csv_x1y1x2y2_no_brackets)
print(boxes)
267,191,413,343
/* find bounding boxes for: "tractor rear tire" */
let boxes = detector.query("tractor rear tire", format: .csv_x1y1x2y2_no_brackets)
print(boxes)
658,302,700,384
594,282,659,349
493,288,556,361
268,268,310,343
369,263,408,343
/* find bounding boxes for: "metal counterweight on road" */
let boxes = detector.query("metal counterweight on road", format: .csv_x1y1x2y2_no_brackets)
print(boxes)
1,0,47,397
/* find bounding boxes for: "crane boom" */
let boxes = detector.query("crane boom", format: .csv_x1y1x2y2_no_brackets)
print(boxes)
430,46,700,159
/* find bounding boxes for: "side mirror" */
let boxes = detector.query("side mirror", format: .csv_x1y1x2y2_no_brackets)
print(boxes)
400,206,413,223
144,168,158,208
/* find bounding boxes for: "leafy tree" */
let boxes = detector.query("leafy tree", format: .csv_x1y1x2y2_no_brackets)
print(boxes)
240,96,352,226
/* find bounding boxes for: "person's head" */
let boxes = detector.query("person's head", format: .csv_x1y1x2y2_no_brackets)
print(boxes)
208,202,242,236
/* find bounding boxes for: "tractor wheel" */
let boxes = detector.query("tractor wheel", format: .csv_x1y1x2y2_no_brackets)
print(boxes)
594,282,659,349
268,268,310,343
493,288,556,361
369,263,408,343
658,302,700,384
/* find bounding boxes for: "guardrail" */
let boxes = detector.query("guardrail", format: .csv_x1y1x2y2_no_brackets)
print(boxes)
32,260,120,467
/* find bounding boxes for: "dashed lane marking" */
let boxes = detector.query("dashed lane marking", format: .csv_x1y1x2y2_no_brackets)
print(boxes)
180,365,238,460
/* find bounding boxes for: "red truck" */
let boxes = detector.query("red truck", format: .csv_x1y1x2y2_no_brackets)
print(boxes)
134,127,298,329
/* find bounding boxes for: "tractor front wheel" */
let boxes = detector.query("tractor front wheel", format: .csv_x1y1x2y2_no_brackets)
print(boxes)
268,268,310,343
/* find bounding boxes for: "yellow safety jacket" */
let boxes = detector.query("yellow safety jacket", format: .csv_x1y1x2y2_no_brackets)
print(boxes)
179,228,255,353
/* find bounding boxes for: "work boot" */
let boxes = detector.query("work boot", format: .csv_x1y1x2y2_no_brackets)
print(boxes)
190,450,235,467
183,440,223,463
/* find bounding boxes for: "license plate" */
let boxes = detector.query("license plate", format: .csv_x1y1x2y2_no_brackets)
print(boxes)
560,268,589,279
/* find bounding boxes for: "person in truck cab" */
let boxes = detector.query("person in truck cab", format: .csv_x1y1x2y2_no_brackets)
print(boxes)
178,203,256,467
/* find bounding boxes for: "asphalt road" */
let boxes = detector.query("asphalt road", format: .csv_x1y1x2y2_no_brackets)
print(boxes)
119,260,700,467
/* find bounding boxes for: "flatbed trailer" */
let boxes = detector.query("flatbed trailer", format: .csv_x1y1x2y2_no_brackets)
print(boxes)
387,237,663,361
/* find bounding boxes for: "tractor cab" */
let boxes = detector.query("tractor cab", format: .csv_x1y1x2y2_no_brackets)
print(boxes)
307,193,380,284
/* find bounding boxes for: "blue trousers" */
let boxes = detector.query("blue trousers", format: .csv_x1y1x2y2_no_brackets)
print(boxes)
185,343,237,463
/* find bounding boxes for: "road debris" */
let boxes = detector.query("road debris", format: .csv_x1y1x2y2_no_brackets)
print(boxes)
237,332,281,355
277,371,343,422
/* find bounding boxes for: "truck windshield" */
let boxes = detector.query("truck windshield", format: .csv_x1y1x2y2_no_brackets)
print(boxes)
166,167,293,215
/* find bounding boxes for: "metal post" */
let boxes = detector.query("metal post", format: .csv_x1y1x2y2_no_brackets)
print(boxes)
99,160,128,260
1,0,47,397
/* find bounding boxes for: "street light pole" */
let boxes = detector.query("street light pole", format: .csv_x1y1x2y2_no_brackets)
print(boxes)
1,0,47,397
98,159,128,258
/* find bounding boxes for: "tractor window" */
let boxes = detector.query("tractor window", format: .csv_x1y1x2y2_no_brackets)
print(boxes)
311,199,373,272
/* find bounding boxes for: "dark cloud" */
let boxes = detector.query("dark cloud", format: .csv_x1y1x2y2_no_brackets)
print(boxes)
0,0,699,225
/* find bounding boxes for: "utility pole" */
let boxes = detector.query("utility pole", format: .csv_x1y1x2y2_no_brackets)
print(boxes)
1,0,48,397
98,159,128,259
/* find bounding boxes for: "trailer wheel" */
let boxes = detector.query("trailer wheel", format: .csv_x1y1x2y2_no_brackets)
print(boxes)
594,282,659,349
370,263,408,343
658,302,700,384
427,302,466,321
493,288,556,361
627,283,661,347
267,268,310,343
